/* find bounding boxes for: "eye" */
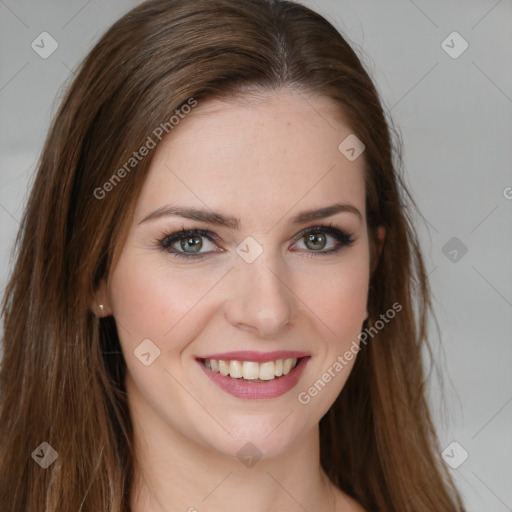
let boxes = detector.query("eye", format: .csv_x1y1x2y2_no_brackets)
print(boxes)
158,228,221,259
291,223,355,256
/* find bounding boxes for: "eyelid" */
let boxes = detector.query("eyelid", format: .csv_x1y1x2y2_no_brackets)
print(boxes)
293,223,341,242
158,226,222,250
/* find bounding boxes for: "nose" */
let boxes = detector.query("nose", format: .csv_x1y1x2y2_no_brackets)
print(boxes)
224,252,296,339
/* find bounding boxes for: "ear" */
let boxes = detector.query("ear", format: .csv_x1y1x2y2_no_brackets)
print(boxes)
376,225,386,255
365,226,386,321
369,225,386,276
366,226,386,321
91,278,112,317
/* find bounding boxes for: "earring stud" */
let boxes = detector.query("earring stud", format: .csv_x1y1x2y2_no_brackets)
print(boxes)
99,304,104,311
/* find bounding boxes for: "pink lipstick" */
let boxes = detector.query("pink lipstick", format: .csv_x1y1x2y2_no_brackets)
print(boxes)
196,352,311,400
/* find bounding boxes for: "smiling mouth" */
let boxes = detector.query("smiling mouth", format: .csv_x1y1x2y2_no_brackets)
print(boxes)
200,357,302,382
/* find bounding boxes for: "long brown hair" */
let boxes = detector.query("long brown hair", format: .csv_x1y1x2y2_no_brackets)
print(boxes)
0,0,465,510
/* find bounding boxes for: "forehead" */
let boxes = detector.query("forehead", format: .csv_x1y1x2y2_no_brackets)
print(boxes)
135,89,366,226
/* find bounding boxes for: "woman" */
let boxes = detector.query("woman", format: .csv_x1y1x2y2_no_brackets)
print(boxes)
0,0,466,510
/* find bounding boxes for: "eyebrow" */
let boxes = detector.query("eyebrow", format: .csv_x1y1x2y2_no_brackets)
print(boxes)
139,201,362,228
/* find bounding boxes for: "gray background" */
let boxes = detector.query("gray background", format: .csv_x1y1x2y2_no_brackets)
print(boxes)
1,0,511,510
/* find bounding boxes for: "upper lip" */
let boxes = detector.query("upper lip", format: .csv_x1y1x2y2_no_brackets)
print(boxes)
197,350,310,363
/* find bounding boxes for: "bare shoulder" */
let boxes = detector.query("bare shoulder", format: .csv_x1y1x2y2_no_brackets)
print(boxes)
332,485,368,512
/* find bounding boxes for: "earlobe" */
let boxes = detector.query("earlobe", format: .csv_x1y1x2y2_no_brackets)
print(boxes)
92,278,111,317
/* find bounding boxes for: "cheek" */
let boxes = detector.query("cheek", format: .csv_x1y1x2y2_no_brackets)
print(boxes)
302,252,370,345
107,252,217,349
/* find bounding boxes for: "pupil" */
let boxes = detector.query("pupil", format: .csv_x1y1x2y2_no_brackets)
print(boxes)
306,233,326,250
180,235,203,253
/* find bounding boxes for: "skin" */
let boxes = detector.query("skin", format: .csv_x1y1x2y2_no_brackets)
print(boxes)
95,88,384,512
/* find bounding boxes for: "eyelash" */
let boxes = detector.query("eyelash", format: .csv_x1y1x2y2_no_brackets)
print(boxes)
156,222,355,260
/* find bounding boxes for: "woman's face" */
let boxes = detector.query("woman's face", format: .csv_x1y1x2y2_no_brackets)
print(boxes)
102,89,373,458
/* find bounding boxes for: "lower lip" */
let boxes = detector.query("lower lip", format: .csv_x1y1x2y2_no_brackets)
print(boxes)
197,357,311,400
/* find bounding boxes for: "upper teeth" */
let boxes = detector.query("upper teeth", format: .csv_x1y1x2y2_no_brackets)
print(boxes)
204,358,298,380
